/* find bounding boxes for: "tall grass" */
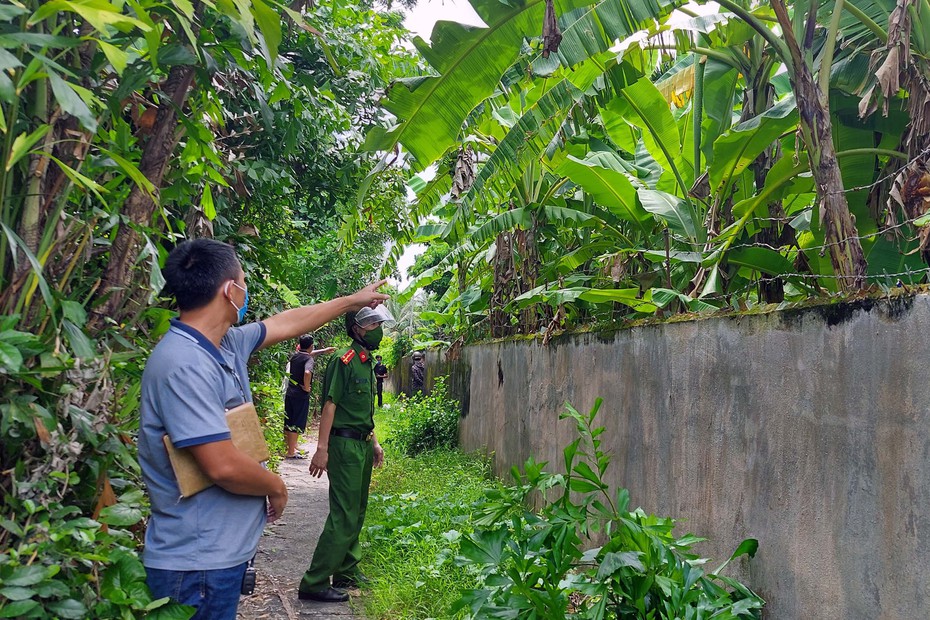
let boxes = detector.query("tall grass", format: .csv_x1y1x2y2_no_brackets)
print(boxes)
361,404,498,620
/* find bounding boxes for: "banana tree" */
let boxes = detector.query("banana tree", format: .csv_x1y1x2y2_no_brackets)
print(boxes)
379,0,930,340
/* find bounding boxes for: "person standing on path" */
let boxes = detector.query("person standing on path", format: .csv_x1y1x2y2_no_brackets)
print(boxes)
284,334,335,459
298,305,395,603
138,239,388,620
373,355,388,408
410,350,426,395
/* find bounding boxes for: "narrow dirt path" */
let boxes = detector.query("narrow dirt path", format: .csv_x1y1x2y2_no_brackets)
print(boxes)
238,427,365,620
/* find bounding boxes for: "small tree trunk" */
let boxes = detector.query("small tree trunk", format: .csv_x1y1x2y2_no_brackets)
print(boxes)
514,220,543,333
490,230,516,338
92,64,196,327
770,0,867,291
793,66,867,291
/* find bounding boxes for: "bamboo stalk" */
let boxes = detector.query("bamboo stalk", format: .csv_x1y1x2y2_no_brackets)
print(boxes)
17,74,49,280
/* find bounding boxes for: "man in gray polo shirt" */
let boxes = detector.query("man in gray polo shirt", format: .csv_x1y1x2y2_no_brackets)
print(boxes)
138,239,387,619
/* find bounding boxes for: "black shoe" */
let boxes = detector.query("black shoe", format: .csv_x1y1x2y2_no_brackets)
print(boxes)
298,587,349,602
332,573,370,588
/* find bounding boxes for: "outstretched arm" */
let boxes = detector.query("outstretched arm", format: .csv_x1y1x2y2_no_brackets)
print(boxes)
259,281,388,350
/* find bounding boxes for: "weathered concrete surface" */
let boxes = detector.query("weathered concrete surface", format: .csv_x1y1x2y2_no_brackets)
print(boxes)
426,294,930,619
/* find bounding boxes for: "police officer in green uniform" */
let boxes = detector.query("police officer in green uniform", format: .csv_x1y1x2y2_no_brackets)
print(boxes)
298,305,395,603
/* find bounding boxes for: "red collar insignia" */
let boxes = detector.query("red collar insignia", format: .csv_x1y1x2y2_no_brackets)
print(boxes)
359,350,369,363
341,350,356,365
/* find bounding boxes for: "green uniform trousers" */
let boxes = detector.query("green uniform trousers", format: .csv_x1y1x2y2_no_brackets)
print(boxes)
300,435,373,593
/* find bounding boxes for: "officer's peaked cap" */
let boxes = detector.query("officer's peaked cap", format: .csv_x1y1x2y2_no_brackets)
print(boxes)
354,305,396,328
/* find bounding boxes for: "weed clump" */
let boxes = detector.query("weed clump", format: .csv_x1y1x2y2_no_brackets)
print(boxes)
453,399,764,619
387,377,459,456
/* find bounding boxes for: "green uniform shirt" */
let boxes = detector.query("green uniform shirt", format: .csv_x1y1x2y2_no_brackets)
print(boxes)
321,341,375,433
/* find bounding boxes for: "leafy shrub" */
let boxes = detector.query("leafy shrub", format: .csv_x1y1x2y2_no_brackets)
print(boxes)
0,316,192,619
0,495,192,619
385,332,413,371
452,399,765,620
388,377,459,456
251,379,288,469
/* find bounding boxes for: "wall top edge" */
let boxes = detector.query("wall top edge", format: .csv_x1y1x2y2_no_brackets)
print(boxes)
463,286,928,348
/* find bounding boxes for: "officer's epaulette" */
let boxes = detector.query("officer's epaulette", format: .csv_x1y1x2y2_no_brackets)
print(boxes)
341,350,356,365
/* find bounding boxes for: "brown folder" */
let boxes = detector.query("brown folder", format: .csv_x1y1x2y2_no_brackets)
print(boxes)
162,402,270,498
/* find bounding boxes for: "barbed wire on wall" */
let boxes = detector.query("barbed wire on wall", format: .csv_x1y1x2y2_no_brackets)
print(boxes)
709,144,930,255
721,212,928,256
698,265,930,305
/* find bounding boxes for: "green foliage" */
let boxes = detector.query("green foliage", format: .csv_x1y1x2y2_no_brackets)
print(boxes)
251,378,288,471
363,405,497,620
374,0,929,341
452,399,763,619
0,496,193,618
409,242,454,297
0,311,196,618
365,0,676,166
387,377,460,457
364,399,763,620
0,0,412,614
386,331,414,370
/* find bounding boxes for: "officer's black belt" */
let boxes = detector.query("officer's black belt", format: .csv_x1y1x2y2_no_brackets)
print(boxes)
331,428,373,442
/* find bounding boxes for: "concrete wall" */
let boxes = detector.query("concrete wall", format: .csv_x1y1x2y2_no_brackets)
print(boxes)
409,294,930,619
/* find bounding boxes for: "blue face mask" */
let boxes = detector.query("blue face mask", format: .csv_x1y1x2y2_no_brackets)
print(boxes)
229,282,249,323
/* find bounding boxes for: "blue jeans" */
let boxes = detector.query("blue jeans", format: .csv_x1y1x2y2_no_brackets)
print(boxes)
146,562,247,620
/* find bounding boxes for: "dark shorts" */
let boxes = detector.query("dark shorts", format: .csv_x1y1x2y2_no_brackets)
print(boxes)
284,395,311,432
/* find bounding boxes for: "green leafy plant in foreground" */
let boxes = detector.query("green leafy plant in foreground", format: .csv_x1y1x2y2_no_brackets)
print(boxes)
0,316,193,619
453,399,764,619
0,500,193,619
363,446,496,620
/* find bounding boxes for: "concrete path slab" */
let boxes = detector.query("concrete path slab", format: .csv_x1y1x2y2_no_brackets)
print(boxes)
238,430,365,620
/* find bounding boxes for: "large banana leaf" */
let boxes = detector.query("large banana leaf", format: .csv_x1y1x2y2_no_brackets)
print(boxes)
638,188,698,240
449,54,639,236
699,58,739,166
365,0,675,166
408,169,453,226
557,239,617,270
441,77,582,240
551,149,653,232
865,237,926,278
473,78,579,205
470,205,599,246
365,0,593,166
599,76,692,193
650,287,720,311
512,285,658,312
728,247,796,276
822,0,894,50
708,94,798,196
550,0,677,68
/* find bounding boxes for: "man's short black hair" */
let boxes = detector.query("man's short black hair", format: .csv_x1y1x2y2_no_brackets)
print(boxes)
164,239,241,311
299,335,314,350
376,355,382,360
